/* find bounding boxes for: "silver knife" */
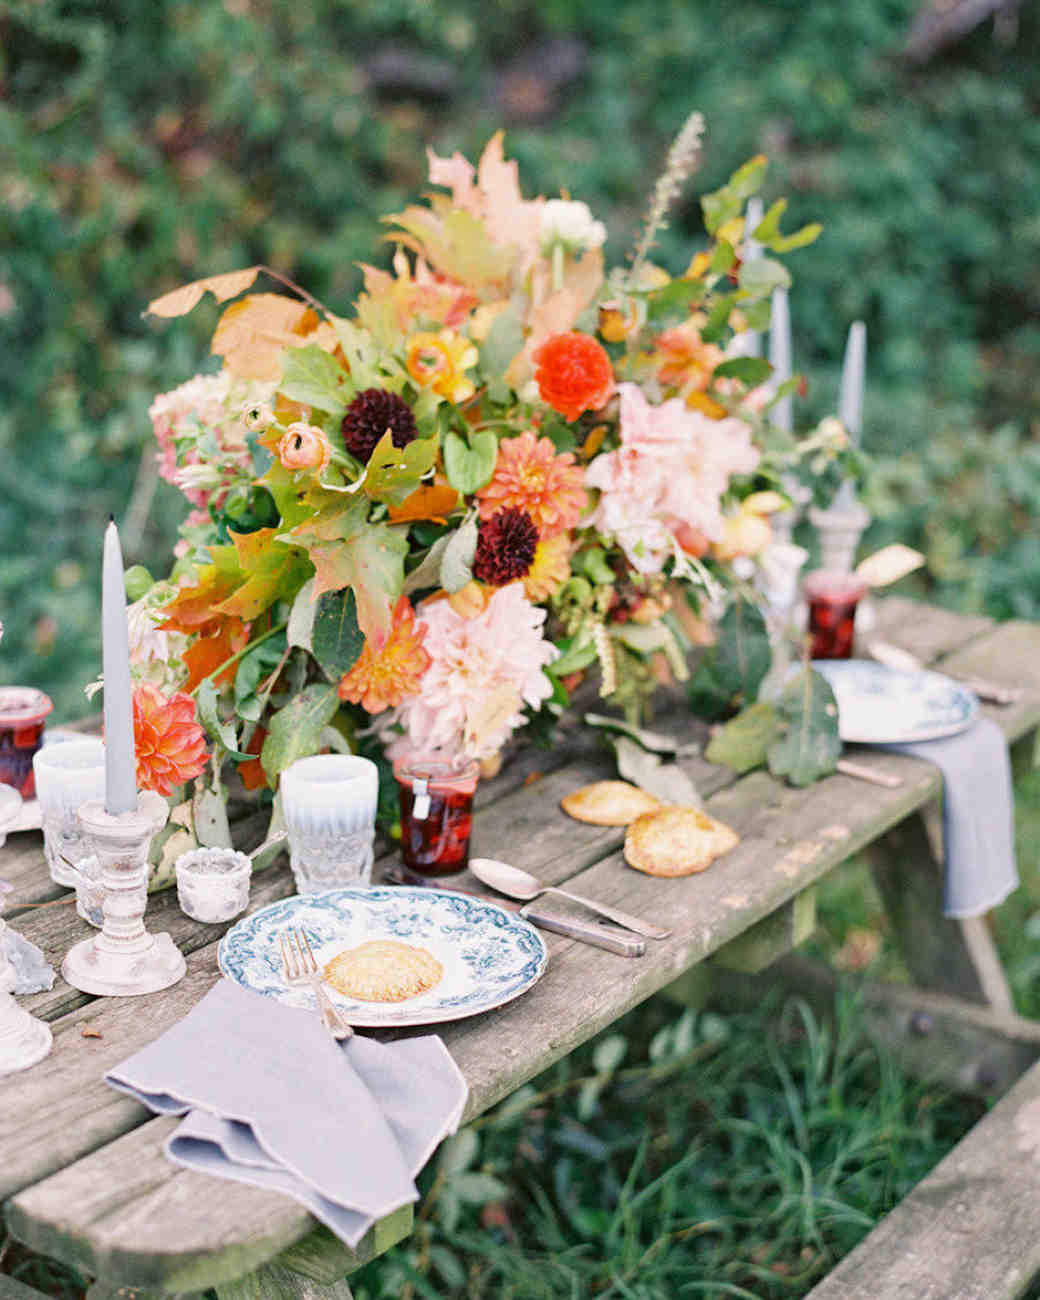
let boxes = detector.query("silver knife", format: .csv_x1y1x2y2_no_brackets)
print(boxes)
866,640,1023,705
382,867,646,957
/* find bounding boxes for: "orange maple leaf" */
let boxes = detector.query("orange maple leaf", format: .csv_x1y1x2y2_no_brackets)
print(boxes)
211,294,335,380
180,619,250,693
387,481,461,525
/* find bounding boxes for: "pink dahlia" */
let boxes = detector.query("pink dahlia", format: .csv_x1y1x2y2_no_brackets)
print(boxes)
477,431,587,538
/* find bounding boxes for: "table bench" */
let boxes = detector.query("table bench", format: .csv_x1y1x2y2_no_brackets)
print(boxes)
2,597,1039,1299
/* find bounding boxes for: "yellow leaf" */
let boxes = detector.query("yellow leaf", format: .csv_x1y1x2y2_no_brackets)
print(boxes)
685,251,712,281
686,391,729,420
211,294,317,380
146,267,263,318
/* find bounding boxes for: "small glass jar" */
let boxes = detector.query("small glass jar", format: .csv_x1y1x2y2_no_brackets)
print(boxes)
393,753,479,876
803,570,869,660
0,688,54,799
175,847,253,924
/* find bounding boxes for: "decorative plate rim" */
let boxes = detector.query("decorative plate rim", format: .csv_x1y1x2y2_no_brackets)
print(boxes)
217,885,549,1028
810,658,979,744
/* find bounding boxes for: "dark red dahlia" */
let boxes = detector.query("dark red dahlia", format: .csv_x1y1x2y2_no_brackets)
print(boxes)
472,507,538,586
340,388,418,461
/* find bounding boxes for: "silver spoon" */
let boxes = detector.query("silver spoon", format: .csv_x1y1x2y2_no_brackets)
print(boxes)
469,858,671,940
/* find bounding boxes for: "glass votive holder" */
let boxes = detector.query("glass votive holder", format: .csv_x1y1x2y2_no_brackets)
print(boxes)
32,737,107,887
175,847,253,924
280,754,379,894
74,855,105,927
0,688,54,799
393,752,479,876
803,569,870,660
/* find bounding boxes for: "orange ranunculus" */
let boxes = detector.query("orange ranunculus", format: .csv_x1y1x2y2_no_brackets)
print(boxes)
277,422,332,473
533,332,615,423
337,596,431,714
131,684,209,796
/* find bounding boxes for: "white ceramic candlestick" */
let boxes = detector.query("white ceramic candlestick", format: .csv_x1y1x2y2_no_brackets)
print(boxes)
0,916,53,1075
102,519,138,817
61,791,186,996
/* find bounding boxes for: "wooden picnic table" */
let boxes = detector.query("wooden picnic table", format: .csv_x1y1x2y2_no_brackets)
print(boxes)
3,596,1040,1300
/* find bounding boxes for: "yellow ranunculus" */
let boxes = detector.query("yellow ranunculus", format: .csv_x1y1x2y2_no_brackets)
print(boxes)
405,330,478,404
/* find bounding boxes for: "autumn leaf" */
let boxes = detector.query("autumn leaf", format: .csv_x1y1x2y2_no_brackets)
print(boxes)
388,480,461,524
388,203,511,292
288,493,408,648
146,267,263,318
363,431,439,507
210,528,311,622
180,619,250,693
158,554,245,633
212,294,330,380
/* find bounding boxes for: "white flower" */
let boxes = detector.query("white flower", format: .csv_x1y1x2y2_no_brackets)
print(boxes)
173,462,224,494
539,199,607,255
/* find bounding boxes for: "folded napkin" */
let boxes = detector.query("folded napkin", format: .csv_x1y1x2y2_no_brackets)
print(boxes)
881,716,1018,918
106,979,467,1246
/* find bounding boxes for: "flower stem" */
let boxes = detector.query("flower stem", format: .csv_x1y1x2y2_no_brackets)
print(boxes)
190,621,288,699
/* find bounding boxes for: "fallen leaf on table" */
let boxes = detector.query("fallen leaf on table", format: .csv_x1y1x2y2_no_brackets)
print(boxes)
81,1025,103,1039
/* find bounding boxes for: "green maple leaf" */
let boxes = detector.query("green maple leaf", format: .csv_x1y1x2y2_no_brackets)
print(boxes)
363,430,439,506
288,492,408,647
211,528,311,621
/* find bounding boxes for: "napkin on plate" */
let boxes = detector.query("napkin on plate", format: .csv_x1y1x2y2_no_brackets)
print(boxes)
106,979,467,1246
881,716,1018,918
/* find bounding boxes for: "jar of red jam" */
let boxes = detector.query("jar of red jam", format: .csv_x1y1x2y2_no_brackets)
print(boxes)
393,753,479,876
803,570,869,660
0,688,54,799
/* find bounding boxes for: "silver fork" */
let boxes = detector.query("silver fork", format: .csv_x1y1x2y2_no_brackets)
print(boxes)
280,928,354,1040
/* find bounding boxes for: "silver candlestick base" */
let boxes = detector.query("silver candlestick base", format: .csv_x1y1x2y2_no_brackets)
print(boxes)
0,918,53,1075
62,791,186,997
808,481,871,575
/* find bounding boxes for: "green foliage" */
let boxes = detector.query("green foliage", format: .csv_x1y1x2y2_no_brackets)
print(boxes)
768,666,843,787
688,597,772,721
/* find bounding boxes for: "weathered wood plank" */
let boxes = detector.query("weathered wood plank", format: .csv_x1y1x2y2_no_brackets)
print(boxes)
215,1261,354,1299
278,1209,413,1284
871,596,994,664
804,1054,1040,1300
712,887,816,974
5,755,942,1289
939,619,1040,744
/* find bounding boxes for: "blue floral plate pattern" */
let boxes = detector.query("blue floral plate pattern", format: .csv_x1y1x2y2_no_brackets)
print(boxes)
811,659,979,744
218,886,548,1028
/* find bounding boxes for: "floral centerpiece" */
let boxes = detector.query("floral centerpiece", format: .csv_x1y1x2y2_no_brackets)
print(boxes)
125,113,847,858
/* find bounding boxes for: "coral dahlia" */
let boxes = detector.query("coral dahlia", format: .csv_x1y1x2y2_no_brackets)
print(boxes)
477,431,587,538
337,596,431,715
533,332,615,422
131,684,208,796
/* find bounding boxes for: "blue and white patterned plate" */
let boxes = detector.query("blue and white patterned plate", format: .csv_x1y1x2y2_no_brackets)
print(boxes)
811,659,978,744
218,886,548,1028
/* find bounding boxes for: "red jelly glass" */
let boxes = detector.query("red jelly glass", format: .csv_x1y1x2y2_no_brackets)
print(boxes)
393,754,479,876
0,687,54,799
803,570,869,660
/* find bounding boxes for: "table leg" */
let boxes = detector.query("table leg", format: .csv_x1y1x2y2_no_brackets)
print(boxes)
864,806,1014,1011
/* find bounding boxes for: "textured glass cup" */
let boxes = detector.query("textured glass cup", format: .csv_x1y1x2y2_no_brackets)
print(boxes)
175,847,253,923
804,570,869,660
0,688,54,799
32,738,107,886
393,753,479,876
280,754,379,894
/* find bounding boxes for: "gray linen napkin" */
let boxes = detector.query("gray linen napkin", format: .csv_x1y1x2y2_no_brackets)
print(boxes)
105,979,467,1246
880,715,1018,918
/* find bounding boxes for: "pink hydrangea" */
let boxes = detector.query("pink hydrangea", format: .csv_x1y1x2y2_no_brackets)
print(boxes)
149,372,261,512
585,383,760,574
383,583,558,760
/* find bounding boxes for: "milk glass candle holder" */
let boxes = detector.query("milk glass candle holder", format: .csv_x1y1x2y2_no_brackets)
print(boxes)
175,847,252,923
0,687,54,800
280,754,379,893
32,737,107,887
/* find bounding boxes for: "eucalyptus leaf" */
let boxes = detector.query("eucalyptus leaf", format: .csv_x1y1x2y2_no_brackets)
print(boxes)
705,700,781,774
614,735,701,808
312,587,365,679
440,513,478,593
403,533,452,595
191,780,233,848
767,667,842,787
260,683,339,784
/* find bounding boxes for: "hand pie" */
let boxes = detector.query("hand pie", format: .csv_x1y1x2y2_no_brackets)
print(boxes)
624,807,739,877
560,780,664,826
323,939,443,1002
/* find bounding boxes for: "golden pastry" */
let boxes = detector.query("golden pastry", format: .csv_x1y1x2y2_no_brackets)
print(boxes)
323,939,443,1003
560,780,664,826
624,807,739,877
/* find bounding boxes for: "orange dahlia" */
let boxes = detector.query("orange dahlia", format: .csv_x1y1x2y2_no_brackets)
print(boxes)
132,684,209,796
476,431,587,538
533,332,615,422
337,595,431,714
